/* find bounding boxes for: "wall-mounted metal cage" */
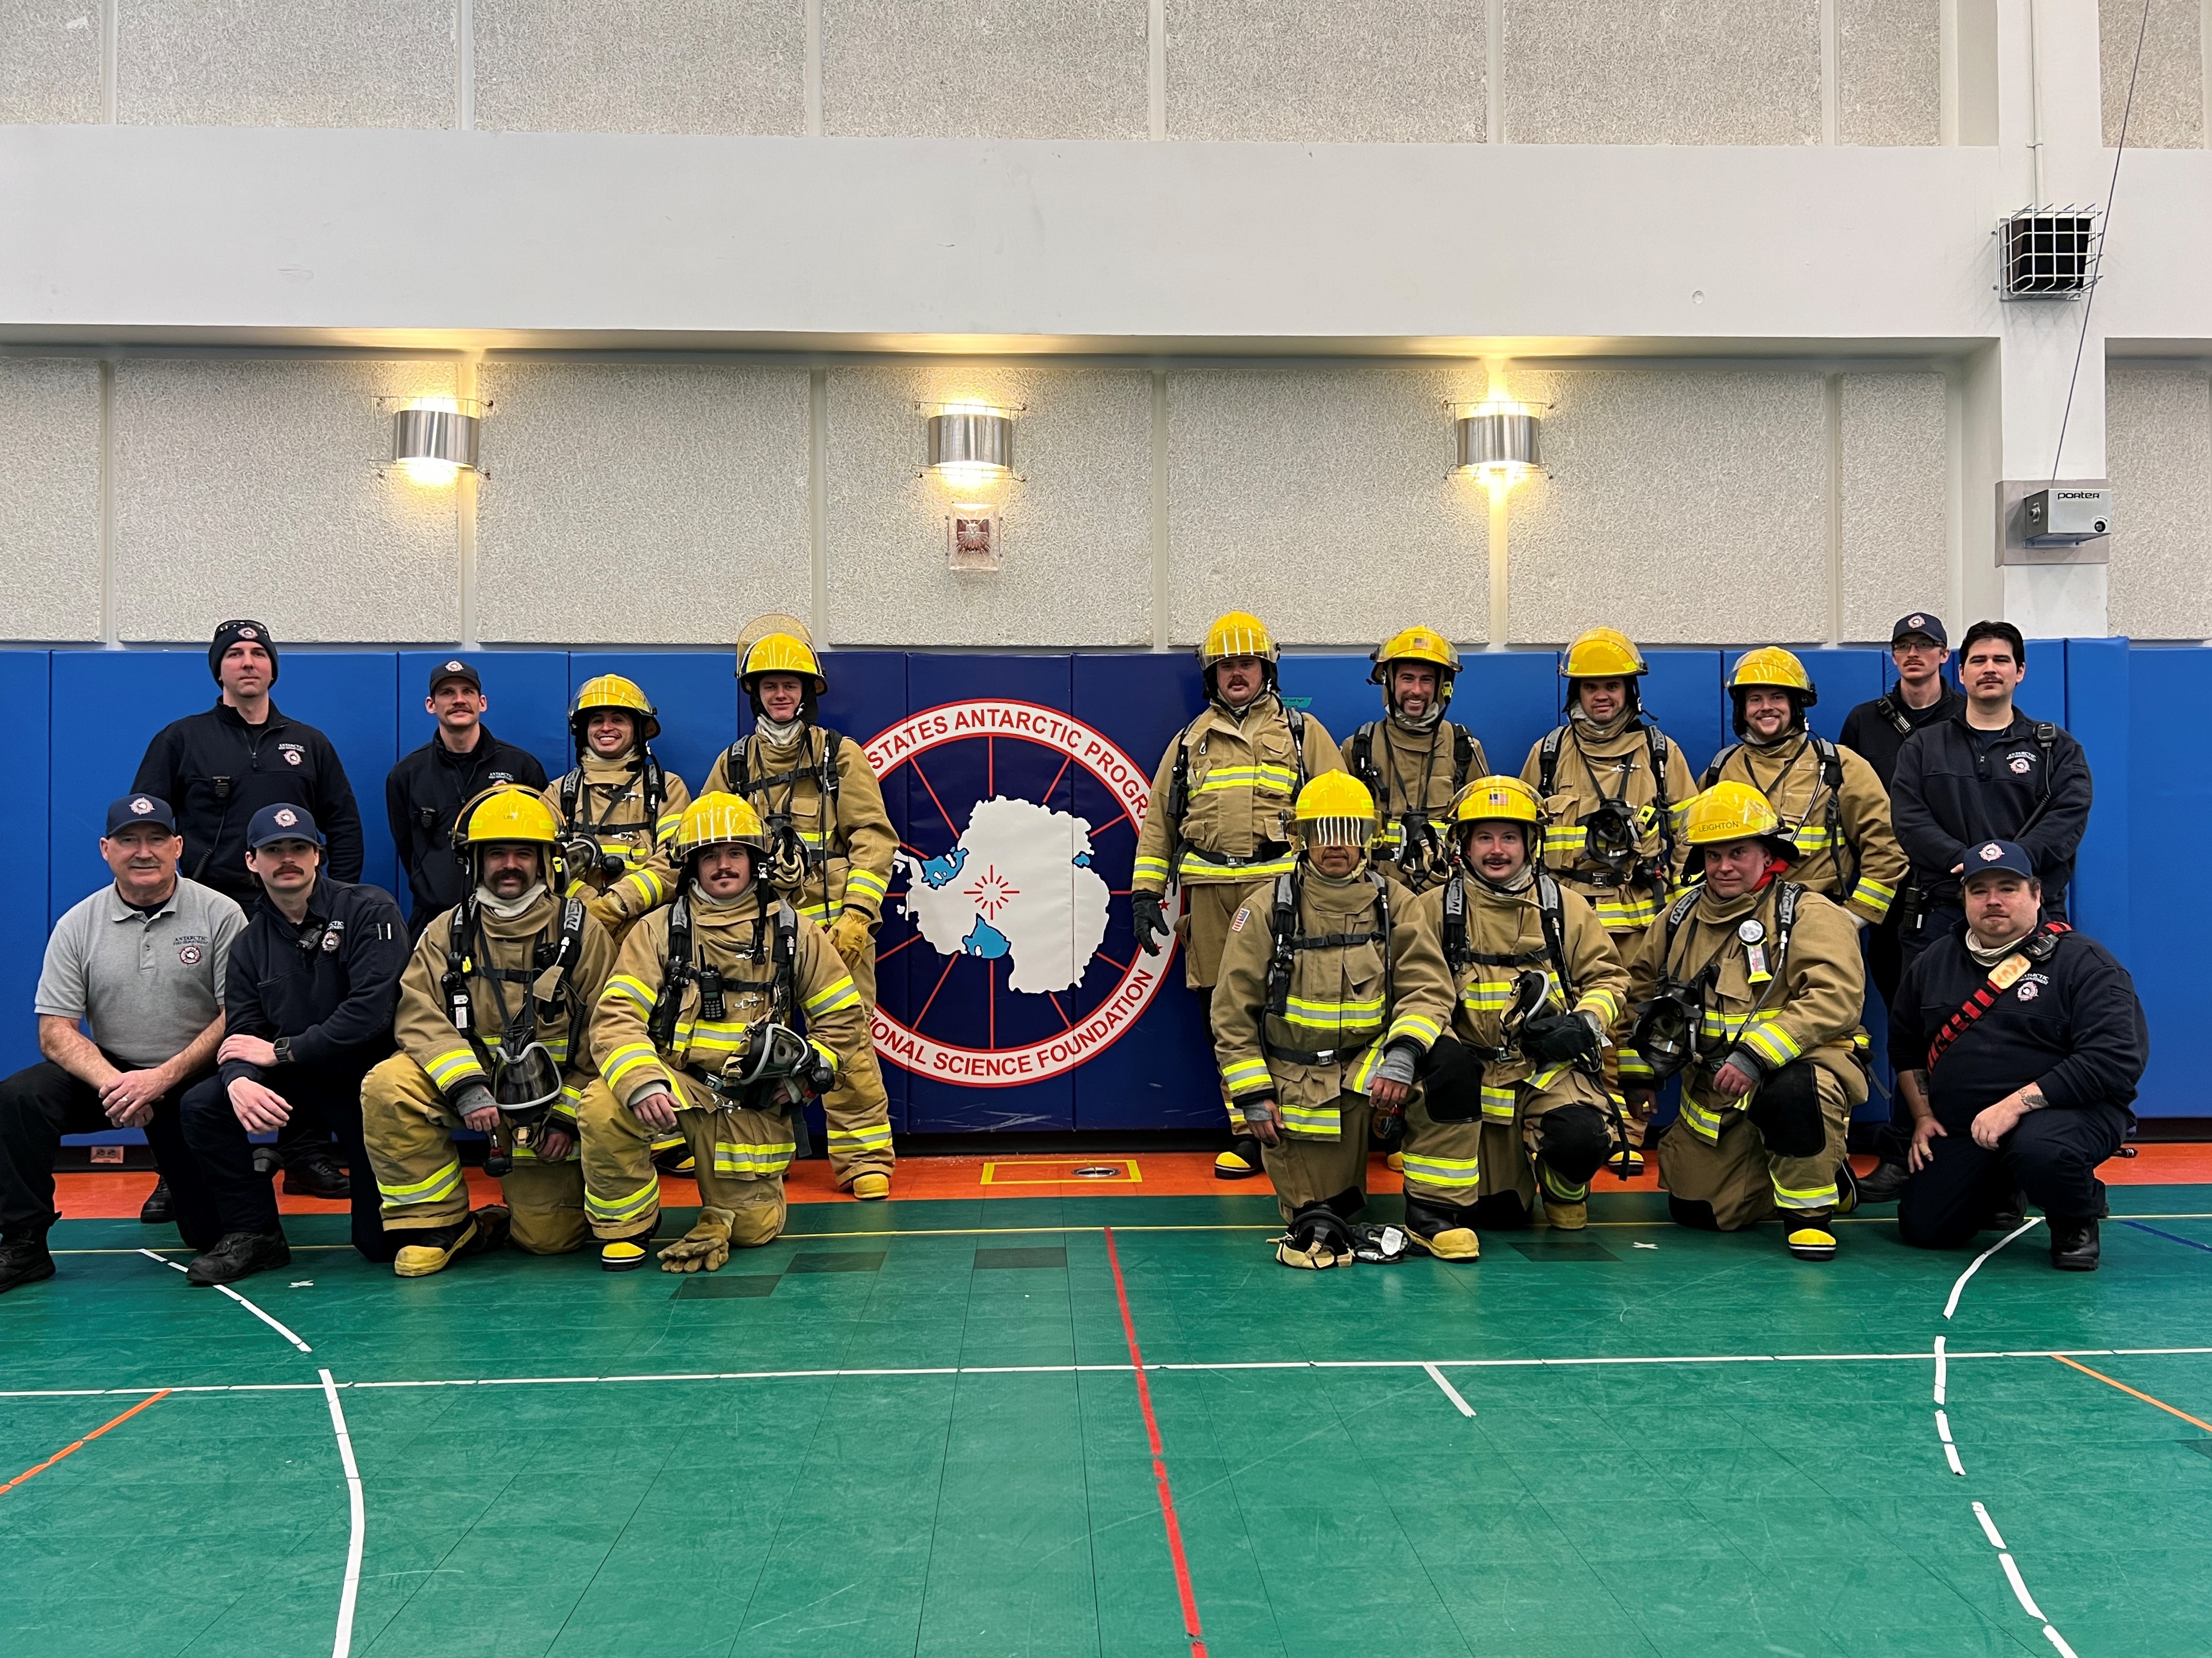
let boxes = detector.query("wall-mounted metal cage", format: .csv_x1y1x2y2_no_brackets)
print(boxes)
1996,207,2099,300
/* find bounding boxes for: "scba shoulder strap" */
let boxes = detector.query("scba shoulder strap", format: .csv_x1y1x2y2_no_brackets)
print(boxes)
1700,736,1854,901
559,754,666,836
1440,870,1575,999
648,890,801,1055
724,729,845,829
1169,702,1307,878
444,895,589,1060
1923,921,2071,1071
1262,868,1393,1064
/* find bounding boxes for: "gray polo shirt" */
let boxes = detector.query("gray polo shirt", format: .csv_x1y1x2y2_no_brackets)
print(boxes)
34,878,246,1069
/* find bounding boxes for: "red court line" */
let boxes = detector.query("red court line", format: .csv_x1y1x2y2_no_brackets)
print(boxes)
2052,1354,2212,1432
1,1390,170,1497
1103,1226,1210,1657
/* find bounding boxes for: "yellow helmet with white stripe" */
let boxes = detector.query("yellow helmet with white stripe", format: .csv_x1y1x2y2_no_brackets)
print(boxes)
1199,611,1278,669
1292,771,1376,849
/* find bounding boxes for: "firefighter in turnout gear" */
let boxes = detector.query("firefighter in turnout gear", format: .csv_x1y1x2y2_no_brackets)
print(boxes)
700,627,897,1198
1132,611,1346,1181
1345,626,1488,897
1621,782,1870,1261
546,675,691,940
1406,777,1630,1258
1209,773,1452,1268
1523,626,1695,1167
359,786,618,1277
586,793,871,1270
1702,649,1905,925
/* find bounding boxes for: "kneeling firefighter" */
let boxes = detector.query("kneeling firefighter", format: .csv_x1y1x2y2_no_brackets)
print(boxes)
1400,777,1631,1259
701,626,897,1199
586,793,871,1272
359,786,619,1277
546,674,692,940
1132,610,1345,1182
1621,782,1870,1261
1208,773,1452,1268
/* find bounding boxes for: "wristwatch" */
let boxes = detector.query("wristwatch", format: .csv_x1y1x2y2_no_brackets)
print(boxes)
272,1037,294,1067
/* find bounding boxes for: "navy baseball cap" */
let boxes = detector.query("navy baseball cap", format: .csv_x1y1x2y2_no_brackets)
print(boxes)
247,803,325,849
1891,613,1947,647
427,657,482,694
105,794,177,836
1961,839,2035,882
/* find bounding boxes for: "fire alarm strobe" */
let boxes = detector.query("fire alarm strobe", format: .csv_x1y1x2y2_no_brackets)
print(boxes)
2021,487,2113,546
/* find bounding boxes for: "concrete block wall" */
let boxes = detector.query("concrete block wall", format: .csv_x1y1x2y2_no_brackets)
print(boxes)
0,350,2030,651
2106,365,2212,641
0,0,2005,145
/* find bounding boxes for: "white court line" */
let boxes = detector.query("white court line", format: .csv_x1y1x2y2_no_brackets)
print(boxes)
317,1369,364,1658
1941,1219,2042,1319
1999,1553,2047,1620
1423,1363,1476,1417
1933,1335,1947,1405
1972,1502,2006,1550
1935,1409,1965,1477
136,1248,311,1352
11,1345,2210,1400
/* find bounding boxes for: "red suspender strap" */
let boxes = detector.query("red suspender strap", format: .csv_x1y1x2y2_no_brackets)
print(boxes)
1924,923,2070,1071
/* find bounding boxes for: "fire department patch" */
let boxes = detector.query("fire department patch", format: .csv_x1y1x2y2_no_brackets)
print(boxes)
285,750,301,765
1979,842,2004,861
2015,981,2039,1001
177,943,202,965
129,797,154,816
274,808,298,828
2010,757,2032,774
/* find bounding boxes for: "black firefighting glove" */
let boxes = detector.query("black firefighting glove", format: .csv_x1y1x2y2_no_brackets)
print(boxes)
1522,1011,1602,1065
1131,892,1171,957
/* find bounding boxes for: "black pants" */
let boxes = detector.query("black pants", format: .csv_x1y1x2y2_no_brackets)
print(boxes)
1898,900,1966,961
1896,1102,2128,1250
274,1111,336,1172
181,1065,396,1262
0,1059,220,1247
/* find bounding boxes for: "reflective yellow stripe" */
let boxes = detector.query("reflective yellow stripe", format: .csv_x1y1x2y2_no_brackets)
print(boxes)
1221,1058,1273,1095
1850,876,1895,917
843,868,889,904
1131,856,1170,882
1182,856,1297,880
827,1123,894,1148
1460,981,1515,1010
1773,1179,1838,1210
1617,1047,1654,1082
1480,1084,1518,1122
684,1020,752,1055
1400,1152,1480,1182
604,973,657,1011
1740,1018,1802,1067
602,1041,662,1092
805,975,861,1016
1544,827,1586,853
585,1179,660,1223
1385,1012,1441,1048
1345,1044,1384,1093
1539,1163,1587,1202
424,1048,484,1089
378,1159,462,1205
712,1139,796,1175
1681,1098,1729,1143
1577,987,1622,1027
1195,764,1297,794
1591,891,1662,929
1279,1101,1343,1135
617,868,666,908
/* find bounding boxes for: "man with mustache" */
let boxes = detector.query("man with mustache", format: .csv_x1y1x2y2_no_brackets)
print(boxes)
1889,621,2092,959
0,796,244,1293
177,805,409,1283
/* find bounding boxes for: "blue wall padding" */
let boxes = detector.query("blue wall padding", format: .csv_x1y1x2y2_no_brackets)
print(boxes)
5,642,2192,1125
566,651,738,796
398,650,573,786
279,653,401,897
2,654,50,1061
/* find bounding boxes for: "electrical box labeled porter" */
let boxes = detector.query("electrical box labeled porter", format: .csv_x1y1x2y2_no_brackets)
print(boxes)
2020,487,2112,546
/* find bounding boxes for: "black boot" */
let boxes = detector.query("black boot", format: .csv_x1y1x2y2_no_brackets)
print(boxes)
1214,1135,1265,1180
1854,1159,1909,1204
283,1153,352,1199
1988,1187,2026,1234
251,1143,280,1178
0,1235,56,1294
139,1178,173,1223
2050,1219,2100,1271
185,1230,292,1287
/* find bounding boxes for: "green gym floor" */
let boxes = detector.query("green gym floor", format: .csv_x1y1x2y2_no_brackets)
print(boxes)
5,1186,2210,1658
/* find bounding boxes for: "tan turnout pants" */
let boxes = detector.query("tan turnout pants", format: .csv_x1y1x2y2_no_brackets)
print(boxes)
1262,1096,1373,1223
1657,1065,1852,1230
672,1073,792,1247
1474,1070,1621,1209
360,1053,586,1254
574,1079,662,1240
1181,881,1258,1133
821,931,895,1188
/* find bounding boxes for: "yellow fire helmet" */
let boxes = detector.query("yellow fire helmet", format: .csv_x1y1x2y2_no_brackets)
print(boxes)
454,784,562,852
1292,770,1377,849
739,631,827,696
1370,625,1463,685
1448,774,1542,829
672,791,769,862
1679,781,1785,848
570,673,661,746
1199,611,1278,670
1559,626,1647,682
1729,646,1818,703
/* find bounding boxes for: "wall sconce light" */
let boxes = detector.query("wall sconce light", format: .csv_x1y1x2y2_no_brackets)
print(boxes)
923,403,1015,490
1453,402,1543,494
387,396,482,486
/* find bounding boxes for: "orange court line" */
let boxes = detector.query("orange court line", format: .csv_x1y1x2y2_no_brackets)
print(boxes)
0,1390,171,1497
2051,1354,2212,1433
